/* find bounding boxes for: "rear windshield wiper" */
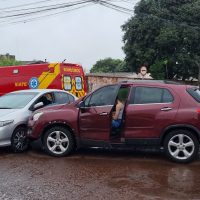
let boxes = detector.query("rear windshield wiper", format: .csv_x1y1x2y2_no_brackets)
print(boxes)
0,107,12,109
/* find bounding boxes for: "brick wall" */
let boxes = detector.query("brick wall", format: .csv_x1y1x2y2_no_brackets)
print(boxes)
86,73,152,92
86,73,199,92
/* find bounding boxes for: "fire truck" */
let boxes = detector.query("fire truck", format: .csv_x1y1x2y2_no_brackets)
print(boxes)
0,62,87,97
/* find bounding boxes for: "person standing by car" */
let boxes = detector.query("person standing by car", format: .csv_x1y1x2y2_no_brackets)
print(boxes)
112,97,125,128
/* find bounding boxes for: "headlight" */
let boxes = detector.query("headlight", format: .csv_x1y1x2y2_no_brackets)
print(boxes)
0,120,14,127
33,112,43,121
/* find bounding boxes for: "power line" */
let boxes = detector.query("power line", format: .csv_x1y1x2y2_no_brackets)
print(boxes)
0,0,93,25
0,0,60,11
0,0,135,26
0,0,134,12
0,0,92,19
0,0,133,18
0,3,93,26
99,0,133,14
0,2,67,14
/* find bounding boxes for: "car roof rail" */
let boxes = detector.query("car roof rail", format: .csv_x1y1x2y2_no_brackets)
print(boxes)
119,80,183,85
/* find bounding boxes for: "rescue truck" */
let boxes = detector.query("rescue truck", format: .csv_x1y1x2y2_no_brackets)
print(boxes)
0,62,87,98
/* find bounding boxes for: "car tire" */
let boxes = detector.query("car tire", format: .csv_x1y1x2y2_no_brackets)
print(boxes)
164,129,199,163
43,126,74,157
11,126,29,153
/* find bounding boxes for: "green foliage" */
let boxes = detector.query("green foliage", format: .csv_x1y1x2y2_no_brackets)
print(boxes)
122,0,200,80
118,87,130,101
0,57,23,67
150,60,165,80
90,58,128,73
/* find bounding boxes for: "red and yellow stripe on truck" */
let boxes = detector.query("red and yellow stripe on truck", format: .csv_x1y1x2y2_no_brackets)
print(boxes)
0,62,87,98
37,63,61,89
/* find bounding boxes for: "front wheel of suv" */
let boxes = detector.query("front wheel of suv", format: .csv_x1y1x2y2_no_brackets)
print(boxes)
43,126,75,157
164,130,199,163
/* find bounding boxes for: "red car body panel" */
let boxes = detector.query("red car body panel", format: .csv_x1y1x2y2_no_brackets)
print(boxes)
79,105,113,141
124,85,181,138
29,103,79,139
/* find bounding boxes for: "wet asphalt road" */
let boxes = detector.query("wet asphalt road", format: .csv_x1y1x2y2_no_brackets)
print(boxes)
0,143,200,200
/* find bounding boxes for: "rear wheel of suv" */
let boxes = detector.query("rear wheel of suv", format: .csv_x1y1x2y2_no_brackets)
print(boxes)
43,126,74,157
164,130,199,163
11,126,29,153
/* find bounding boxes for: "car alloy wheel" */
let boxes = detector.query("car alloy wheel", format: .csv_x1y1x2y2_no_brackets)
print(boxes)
11,127,29,153
47,131,69,155
168,134,194,160
164,130,199,163
44,126,74,157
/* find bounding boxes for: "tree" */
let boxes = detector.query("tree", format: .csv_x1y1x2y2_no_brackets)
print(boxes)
0,56,23,67
122,0,200,80
150,60,165,79
90,58,128,73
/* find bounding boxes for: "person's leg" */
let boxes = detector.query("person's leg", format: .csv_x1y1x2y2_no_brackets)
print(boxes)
112,119,121,128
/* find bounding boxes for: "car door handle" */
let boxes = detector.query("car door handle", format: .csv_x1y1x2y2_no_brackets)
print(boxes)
161,107,172,111
99,112,108,116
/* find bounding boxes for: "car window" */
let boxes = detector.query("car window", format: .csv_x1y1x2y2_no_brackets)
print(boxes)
54,92,70,104
0,92,38,109
35,93,54,107
68,94,75,103
63,76,72,91
163,89,174,103
84,95,91,107
118,87,130,101
187,87,200,103
130,87,173,104
75,76,83,90
85,85,118,107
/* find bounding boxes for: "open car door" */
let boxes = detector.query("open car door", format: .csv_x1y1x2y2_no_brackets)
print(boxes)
79,85,119,141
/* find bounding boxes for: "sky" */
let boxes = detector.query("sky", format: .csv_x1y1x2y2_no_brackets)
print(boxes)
0,0,139,71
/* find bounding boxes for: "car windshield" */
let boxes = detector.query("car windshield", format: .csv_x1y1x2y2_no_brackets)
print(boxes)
0,92,38,109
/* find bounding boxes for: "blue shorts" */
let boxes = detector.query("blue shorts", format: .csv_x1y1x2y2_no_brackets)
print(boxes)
112,119,122,128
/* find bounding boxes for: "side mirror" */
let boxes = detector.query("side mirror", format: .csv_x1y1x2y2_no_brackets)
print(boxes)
78,101,85,109
33,102,44,110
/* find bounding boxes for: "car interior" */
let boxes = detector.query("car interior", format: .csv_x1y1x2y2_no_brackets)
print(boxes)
110,86,130,138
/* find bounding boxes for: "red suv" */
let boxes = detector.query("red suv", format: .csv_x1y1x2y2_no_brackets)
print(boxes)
27,81,200,163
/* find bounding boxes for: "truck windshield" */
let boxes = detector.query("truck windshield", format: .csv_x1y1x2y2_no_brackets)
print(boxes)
0,92,38,109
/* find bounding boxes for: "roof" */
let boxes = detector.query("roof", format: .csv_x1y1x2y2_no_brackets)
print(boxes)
9,89,77,97
120,80,183,85
12,89,63,93
118,80,186,88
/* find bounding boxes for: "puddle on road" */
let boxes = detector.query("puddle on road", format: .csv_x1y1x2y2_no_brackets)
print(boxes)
0,146,200,200
107,164,200,200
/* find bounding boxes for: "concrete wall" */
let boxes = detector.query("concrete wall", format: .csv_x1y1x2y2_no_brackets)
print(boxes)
85,73,199,92
86,73,152,92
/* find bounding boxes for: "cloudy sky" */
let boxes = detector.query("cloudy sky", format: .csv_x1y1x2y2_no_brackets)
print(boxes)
0,0,139,71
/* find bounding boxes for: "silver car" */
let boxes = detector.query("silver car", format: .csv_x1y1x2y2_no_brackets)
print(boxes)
0,89,77,152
